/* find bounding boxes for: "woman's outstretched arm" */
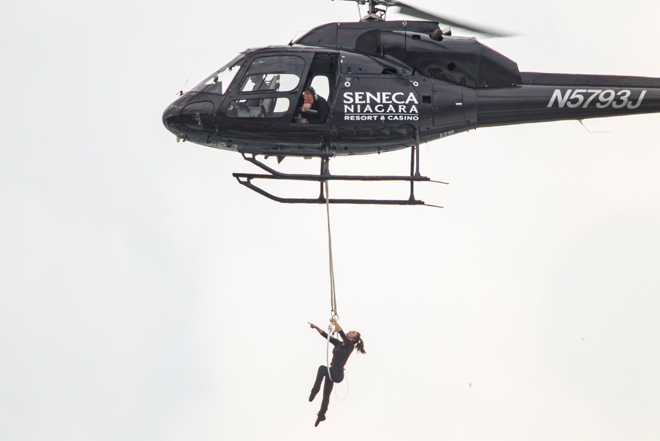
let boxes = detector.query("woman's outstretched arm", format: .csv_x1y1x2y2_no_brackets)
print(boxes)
309,322,324,335
310,321,342,345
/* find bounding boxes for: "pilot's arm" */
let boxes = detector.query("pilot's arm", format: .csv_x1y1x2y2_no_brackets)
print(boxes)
315,97,329,124
307,97,329,124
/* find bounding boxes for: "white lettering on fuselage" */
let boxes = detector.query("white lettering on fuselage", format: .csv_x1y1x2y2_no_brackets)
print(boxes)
547,89,647,109
342,91,419,121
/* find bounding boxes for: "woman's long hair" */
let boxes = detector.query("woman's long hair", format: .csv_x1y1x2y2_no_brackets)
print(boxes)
353,332,366,354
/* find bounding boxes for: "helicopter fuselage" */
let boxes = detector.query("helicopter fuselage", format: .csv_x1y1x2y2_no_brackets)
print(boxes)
163,20,660,157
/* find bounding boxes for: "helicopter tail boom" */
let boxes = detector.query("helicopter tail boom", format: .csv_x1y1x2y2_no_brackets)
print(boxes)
475,72,660,127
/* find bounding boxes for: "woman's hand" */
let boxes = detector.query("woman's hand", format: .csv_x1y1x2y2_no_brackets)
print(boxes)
309,322,322,333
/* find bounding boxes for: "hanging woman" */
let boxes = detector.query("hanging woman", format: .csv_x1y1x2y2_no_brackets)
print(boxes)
308,317,366,427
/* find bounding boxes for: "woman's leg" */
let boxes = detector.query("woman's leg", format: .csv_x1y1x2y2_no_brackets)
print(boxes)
318,376,334,416
318,368,342,416
309,365,328,402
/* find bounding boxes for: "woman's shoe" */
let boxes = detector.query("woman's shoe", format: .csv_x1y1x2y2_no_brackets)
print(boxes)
314,413,326,427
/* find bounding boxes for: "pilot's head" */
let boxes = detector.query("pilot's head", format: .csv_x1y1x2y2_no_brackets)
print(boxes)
303,87,317,105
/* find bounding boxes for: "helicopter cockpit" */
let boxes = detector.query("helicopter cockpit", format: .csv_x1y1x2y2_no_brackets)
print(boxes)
164,49,338,144
225,55,307,119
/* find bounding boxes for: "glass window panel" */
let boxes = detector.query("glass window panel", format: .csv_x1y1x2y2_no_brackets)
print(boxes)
273,98,290,113
240,56,305,93
240,73,301,93
226,97,290,118
310,75,330,100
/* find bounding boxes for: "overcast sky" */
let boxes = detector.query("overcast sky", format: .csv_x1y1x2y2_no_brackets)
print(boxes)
2,0,660,440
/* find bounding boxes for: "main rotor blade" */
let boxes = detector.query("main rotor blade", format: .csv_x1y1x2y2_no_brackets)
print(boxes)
390,1,514,38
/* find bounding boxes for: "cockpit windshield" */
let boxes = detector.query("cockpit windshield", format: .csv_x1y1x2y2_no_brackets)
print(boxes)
191,54,245,94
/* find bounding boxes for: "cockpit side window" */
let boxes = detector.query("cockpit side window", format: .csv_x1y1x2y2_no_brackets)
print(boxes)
309,75,330,101
239,56,306,93
226,97,291,118
191,54,245,95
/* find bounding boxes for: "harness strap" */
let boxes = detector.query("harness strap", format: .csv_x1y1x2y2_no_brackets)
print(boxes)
326,323,334,382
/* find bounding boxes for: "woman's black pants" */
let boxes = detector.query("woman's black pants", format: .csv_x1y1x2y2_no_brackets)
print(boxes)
311,365,344,416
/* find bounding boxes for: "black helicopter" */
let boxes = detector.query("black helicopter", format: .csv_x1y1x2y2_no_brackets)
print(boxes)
162,0,660,206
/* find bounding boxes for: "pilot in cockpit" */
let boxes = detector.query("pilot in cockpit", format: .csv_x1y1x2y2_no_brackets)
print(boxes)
296,87,329,124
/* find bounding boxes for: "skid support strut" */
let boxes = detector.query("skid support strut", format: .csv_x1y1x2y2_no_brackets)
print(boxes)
232,133,446,206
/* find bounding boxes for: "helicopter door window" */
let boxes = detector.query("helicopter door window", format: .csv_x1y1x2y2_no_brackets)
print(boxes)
239,56,306,93
240,73,299,93
226,97,291,118
309,75,330,102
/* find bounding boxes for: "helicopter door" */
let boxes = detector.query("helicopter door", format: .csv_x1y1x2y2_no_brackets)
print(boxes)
432,84,465,128
290,53,339,125
222,53,313,120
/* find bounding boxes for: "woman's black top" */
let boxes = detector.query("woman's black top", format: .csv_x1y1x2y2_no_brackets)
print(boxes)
320,330,355,369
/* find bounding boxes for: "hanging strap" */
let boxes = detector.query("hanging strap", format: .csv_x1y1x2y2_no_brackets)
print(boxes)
325,180,338,320
323,182,350,398
326,323,334,382
324,179,337,383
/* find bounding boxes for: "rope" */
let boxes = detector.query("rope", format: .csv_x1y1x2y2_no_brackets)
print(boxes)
324,180,337,383
325,180,337,320
326,326,334,382
322,183,350,401
325,323,350,400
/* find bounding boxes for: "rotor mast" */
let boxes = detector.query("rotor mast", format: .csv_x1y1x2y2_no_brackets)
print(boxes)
349,0,514,37
359,0,388,21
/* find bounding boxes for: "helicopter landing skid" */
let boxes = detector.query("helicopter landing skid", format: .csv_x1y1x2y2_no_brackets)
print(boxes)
232,140,446,207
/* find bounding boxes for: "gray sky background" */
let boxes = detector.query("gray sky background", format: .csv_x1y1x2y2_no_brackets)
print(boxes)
2,0,660,440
